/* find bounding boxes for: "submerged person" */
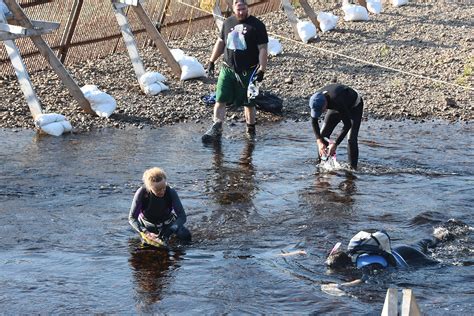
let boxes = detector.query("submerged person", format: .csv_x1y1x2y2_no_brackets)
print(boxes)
309,83,363,170
324,220,470,289
129,167,191,245
202,0,268,142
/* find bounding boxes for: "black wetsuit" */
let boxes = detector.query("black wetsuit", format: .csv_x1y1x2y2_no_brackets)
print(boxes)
311,84,363,169
129,186,191,241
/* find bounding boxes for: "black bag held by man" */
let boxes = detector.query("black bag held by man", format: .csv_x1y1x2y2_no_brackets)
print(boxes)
254,91,283,114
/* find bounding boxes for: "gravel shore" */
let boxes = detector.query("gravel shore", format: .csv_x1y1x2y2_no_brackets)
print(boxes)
0,1,472,132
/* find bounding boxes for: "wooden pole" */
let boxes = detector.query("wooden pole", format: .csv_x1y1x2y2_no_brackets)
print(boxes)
381,288,398,316
111,2,146,81
358,0,367,8
280,0,300,39
299,0,320,31
58,0,84,63
0,11,42,119
212,1,224,32
132,2,182,78
402,289,421,316
3,0,93,114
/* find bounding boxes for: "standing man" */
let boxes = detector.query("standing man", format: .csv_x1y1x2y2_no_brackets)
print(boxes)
309,83,363,170
202,0,268,143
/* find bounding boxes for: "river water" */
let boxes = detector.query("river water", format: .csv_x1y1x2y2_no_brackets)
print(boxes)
0,119,472,314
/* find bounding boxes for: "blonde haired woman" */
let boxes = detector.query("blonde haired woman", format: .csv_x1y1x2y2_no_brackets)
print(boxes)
129,167,191,244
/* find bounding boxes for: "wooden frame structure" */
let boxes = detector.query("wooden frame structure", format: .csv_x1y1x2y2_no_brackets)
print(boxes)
0,0,93,118
111,0,181,86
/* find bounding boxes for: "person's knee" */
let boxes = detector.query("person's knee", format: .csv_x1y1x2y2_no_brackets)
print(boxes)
176,226,192,242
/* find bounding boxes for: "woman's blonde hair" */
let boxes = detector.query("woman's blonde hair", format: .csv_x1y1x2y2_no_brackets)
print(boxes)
142,167,167,191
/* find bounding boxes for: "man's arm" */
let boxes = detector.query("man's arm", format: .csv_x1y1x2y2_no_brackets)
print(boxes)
257,43,267,72
209,38,225,63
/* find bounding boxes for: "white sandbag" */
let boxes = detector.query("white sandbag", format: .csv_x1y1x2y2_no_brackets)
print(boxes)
158,81,169,91
343,4,369,21
392,0,408,7
34,113,72,137
297,20,317,44
268,37,283,56
367,0,383,14
139,72,166,86
317,12,339,32
179,56,206,81
171,49,206,80
170,49,186,63
139,71,168,96
80,85,116,118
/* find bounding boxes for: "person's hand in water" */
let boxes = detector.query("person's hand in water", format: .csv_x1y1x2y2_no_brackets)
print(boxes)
327,142,337,157
317,139,327,159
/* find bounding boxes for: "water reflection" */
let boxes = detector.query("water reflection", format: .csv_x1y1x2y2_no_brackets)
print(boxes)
205,139,256,206
128,240,183,310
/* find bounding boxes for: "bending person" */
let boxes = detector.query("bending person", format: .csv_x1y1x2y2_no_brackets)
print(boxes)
129,167,191,245
309,83,363,170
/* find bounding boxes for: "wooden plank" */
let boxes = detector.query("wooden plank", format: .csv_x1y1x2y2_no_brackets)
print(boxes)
3,0,93,114
212,1,224,32
0,12,42,119
381,288,398,316
299,0,320,31
132,2,182,78
402,289,421,316
280,0,299,39
30,20,60,31
112,2,146,81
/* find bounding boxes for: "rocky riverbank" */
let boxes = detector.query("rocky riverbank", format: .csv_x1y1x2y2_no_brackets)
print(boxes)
0,1,472,132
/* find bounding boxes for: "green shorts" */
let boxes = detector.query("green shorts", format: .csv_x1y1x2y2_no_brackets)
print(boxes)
216,66,256,107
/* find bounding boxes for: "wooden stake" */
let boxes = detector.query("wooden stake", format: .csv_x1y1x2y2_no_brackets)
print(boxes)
111,1,146,81
299,0,320,31
212,1,224,32
281,0,300,39
381,288,398,316
3,0,93,114
0,11,42,119
402,289,421,316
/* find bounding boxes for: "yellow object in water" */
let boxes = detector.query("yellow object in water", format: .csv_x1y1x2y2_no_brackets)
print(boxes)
199,0,216,12
140,232,167,248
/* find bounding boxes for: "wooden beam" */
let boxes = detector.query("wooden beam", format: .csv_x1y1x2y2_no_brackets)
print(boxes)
299,0,320,31
402,289,421,316
0,12,42,119
0,21,60,41
280,0,299,39
111,2,146,81
132,2,182,78
358,0,367,9
381,288,398,316
3,0,93,114
0,22,27,35
212,1,224,32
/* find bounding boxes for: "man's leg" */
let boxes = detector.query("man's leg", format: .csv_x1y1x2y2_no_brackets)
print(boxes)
347,101,363,169
244,105,256,136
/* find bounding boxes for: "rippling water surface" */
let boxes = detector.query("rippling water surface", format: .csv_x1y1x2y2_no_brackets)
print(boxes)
0,120,472,314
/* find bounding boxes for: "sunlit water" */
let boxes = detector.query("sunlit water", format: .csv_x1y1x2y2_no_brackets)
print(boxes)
0,120,472,314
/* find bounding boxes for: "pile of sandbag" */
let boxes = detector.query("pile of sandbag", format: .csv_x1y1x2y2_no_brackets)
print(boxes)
80,85,116,118
317,12,339,32
139,72,169,96
297,20,318,43
170,49,206,81
342,3,369,21
34,113,72,136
